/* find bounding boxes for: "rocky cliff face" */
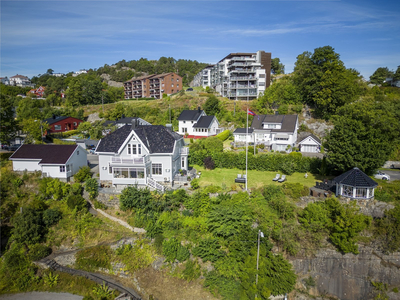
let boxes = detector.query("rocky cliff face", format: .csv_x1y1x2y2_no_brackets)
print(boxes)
290,197,399,300
290,246,400,300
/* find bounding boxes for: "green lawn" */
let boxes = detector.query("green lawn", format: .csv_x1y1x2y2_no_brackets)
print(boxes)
193,165,319,190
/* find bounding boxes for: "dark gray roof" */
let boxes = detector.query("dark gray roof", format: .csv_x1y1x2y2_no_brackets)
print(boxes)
297,133,321,144
334,167,378,188
193,116,216,128
134,125,182,154
9,144,78,164
233,128,254,134
251,114,298,133
43,116,69,125
95,125,182,154
103,117,151,127
95,125,132,153
177,109,204,121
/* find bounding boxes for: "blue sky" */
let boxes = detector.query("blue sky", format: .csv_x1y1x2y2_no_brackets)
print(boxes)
1,0,399,80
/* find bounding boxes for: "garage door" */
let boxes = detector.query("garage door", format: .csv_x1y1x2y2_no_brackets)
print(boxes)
302,145,316,153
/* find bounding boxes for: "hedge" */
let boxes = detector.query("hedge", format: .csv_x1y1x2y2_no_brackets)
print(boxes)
216,130,230,142
189,151,321,174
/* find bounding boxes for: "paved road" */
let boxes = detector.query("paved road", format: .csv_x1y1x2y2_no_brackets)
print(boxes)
382,170,400,181
0,292,82,300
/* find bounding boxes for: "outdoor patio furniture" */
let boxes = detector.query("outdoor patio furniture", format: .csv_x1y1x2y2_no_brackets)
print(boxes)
235,174,246,184
272,174,280,181
278,175,286,183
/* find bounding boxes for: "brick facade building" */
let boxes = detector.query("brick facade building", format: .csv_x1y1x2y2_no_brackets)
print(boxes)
124,72,182,99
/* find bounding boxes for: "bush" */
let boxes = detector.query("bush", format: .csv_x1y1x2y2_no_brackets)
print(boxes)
85,178,99,200
204,156,215,170
162,237,180,262
119,186,152,211
28,244,52,261
176,245,190,262
192,238,224,262
182,260,201,282
191,178,200,190
42,208,62,227
66,194,87,211
74,166,92,183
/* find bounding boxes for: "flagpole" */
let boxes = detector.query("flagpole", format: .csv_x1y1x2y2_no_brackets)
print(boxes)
246,99,248,191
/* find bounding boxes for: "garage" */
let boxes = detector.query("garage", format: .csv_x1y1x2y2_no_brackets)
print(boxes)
301,145,318,153
298,134,321,153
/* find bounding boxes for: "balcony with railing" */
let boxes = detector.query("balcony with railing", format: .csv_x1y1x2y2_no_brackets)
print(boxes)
230,76,256,81
230,84,256,89
180,147,189,155
110,156,150,166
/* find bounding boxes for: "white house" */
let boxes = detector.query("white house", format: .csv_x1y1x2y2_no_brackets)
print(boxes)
9,144,87,181
0,77,10,85
233,114,298,152
9,74,33,87
177,108,219,138
297,134,321,153
95,121,188,191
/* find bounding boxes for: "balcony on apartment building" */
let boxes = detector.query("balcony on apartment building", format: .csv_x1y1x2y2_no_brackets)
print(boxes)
230,76,256,81
230,56,255,61
229,89,258,97
230,84,256,89
229,68,256,73
228,62,255,68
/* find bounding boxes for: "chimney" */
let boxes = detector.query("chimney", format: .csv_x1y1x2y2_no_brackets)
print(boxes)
198,106,201,112
52,114,56,119
166,124,172,132
131,118,137,130
122,114,125,119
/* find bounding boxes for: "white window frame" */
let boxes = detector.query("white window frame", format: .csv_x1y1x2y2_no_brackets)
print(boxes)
60,166,65,172
152,163,162,175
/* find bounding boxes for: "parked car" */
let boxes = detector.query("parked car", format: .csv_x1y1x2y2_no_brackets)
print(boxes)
186,88,193,91
374,171,390,181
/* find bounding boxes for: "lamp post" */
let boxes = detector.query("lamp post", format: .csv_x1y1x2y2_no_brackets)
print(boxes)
256,230,264,299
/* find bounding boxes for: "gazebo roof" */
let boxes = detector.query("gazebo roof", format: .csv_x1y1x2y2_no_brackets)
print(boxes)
334,167,378,188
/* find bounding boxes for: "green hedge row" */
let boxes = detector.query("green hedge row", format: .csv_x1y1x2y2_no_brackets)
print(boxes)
216,130,230,142
189,150,321,174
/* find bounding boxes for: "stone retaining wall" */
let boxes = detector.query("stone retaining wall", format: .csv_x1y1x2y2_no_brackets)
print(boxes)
298,196,394,218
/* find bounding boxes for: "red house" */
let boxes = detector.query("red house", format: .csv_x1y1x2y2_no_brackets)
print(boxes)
43,116,83,134
29,86,46,97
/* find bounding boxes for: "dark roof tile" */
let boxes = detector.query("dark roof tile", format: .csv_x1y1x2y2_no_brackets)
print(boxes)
177,109,204,121
193,116,216,128
9,144,78,164
334,167,378,187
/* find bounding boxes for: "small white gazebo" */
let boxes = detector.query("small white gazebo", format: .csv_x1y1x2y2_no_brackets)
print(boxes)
334,167,378,199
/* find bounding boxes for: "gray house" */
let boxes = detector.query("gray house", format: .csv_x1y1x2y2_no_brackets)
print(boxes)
95,121,188,191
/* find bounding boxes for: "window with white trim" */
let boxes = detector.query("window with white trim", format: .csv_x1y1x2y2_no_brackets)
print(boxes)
60,166,65,172
55,125,61,131
128,144,131,154
152,163,162,175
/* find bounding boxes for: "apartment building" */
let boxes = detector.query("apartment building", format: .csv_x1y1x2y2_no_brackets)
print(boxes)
124,72,182,99
192,65,213,88
192,51,271,100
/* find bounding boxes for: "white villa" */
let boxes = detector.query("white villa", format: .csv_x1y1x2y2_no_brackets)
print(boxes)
95,121,188,191
233,114,298,152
